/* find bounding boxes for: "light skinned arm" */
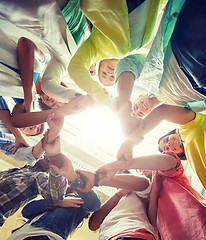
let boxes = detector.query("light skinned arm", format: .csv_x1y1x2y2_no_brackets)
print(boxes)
96,153,177,183
117,71,141,135
117,104,195,166
10,95,84,128
75,169,150,193
148,173,162,240
89,189,129,231
128,104,196,145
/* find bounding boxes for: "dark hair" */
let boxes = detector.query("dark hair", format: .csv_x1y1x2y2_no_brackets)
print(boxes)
38,96,52,111
22,123,45,137
158,128,186,159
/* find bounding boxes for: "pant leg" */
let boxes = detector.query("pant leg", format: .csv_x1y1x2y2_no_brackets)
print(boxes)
171,0,206,90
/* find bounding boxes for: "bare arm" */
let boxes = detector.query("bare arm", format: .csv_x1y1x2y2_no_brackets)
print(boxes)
97,153,177,181
89,189,129,231
11,95,84,128
0,109,30,153
128,104,195,145
148,173,162,240
17,37,44,112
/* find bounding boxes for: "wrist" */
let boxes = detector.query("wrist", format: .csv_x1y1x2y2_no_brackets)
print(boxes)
94,172,100,187
68,173,85,188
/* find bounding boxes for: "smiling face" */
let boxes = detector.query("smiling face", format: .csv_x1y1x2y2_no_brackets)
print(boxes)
98,59,119,86
159,133,184,154
20,124,42,136
41,92,65,109
132,95,155,117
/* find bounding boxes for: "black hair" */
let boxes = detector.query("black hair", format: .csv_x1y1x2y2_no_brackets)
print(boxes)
158,129,186,159
38,96,52,111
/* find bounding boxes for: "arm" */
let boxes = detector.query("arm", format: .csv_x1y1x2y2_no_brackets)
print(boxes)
41,57,80,103
128,104,195,145
148,173,162,240
16,37,44,112
117,104,195,166
45,113,64,144
75,169,150,192
0,104,30,153
10,95,84,128
89,189,129,231
97,153,177,181
68,39,111,106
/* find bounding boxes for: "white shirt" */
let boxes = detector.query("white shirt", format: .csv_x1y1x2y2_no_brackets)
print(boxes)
99,181,154,240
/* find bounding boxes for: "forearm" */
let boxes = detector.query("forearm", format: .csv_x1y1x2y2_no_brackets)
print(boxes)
17,37,35,103
89,193,121,231
130,154,177,171
11,109,53,127
75,189,101,212
39,168,68,203
0,110,24,138
102,174,149,191
117,71,135,116
32,139,44,159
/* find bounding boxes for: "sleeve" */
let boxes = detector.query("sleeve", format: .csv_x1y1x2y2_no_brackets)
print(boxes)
114,53,147,80
186,99,206,113
80,0,131,57
134,178,152,199
41,57,79,103
35,167,68,203
68,38,111,106
22,199,52,219
75,189,101,212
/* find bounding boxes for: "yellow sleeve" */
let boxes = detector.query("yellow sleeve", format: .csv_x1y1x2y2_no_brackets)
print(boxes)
68,0,131,106
142,0,168,47
180,113,206,189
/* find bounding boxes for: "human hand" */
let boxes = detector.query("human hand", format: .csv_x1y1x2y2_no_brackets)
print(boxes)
77,95,97,108
46,112,64,143
96,160,126,185
117,139,134,169
52,196,84,208
55,95,88,117
74,169,95,192
13,135,30,154
50,154,77,182
120,113,144,136
42,132,61,157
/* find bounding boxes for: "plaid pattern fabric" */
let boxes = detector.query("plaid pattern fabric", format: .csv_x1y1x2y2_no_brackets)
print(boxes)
0,165,67,226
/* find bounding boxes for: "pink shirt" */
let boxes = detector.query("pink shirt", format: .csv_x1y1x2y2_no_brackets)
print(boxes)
157,152,206,240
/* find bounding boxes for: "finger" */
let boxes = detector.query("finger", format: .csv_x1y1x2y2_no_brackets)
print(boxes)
12,146,17,155
50,164,62,173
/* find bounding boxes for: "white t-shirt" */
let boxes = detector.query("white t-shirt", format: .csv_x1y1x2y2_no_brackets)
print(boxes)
158,43,206,106
99,181,154,240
